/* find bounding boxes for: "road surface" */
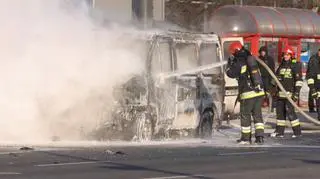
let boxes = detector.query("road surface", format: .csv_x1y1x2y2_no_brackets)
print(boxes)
0,134,320,179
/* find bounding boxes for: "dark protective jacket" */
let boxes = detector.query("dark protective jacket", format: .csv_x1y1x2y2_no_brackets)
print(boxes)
307,54,320,91
226,48,265,100
258,47,275,91
275,58,303,98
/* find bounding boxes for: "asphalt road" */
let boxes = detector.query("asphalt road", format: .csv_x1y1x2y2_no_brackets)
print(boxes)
1,135,320,179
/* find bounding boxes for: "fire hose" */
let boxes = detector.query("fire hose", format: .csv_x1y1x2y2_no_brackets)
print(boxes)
156,57,320,126
157,61,227,80
255,57,320,125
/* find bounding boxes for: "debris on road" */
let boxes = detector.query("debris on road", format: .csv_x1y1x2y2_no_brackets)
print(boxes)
104,150,126,156
19,147,34,151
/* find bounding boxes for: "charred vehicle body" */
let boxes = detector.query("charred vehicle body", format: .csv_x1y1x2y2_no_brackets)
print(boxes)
91,31,226,141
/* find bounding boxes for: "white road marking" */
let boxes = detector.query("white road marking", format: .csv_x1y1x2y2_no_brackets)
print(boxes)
0,151,27,155
265,145,320,149
143,176,189,179
35,160,109,167
0,172,21,175
0,148,69,155
217,151,267,156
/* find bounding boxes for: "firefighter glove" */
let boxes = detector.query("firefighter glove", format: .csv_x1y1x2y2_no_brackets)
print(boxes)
227,55,235,67
254,84,263,92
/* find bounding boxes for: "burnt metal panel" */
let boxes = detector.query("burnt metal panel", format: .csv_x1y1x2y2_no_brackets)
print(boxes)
209,5,320,37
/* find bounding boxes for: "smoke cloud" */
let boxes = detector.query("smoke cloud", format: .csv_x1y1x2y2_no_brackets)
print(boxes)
0,0,145,142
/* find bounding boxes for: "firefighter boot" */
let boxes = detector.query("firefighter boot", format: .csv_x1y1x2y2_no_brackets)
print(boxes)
236,138,251,145
236,133,252,145
292,125,302,138
270,126,285,138
270,132,284,138
254,136,264,145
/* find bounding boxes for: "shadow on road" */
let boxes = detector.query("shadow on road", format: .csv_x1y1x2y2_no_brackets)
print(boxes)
40,150,215,179
40,151,99,162
99,162,214,179
296,159,320,165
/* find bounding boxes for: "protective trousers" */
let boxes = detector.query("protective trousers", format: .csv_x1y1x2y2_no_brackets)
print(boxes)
275,99,301,135
240,97,264,141
316,95,320,120
309,91,315,111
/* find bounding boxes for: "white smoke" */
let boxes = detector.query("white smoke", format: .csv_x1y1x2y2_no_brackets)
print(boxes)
0,0,145,141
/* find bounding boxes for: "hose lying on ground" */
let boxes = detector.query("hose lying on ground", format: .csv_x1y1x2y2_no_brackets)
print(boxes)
255,57,320,125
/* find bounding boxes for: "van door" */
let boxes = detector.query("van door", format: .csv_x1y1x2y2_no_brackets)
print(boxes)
221,37,244,88
220,37,243,114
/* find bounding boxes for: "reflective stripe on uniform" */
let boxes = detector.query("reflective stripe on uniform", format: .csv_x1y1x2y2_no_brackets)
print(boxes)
241,65,247,74
290,119,300,127
284,70,292,78
279,91,292,98
307,79,315,85
311,91,320,98
255,123,264,130
295,81,303,87
241,126,251,133
240,90,265,100
277,120,286,126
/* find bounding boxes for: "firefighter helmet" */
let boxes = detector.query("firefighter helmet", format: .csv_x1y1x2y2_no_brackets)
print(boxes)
283,46,295,56
229,41,243,55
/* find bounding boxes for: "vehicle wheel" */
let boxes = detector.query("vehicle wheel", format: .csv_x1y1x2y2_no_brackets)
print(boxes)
199,111,214,139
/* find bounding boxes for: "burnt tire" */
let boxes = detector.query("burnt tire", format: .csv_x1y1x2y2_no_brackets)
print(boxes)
198,111,214,139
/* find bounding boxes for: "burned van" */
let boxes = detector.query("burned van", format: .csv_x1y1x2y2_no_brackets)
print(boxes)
91,31,226,141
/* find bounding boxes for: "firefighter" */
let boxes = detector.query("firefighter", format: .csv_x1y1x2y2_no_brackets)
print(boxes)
306,49,320,120
270,46,302,138
308,54,316,113
258,46,275,109
226,42,265,145
307,50,320,113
